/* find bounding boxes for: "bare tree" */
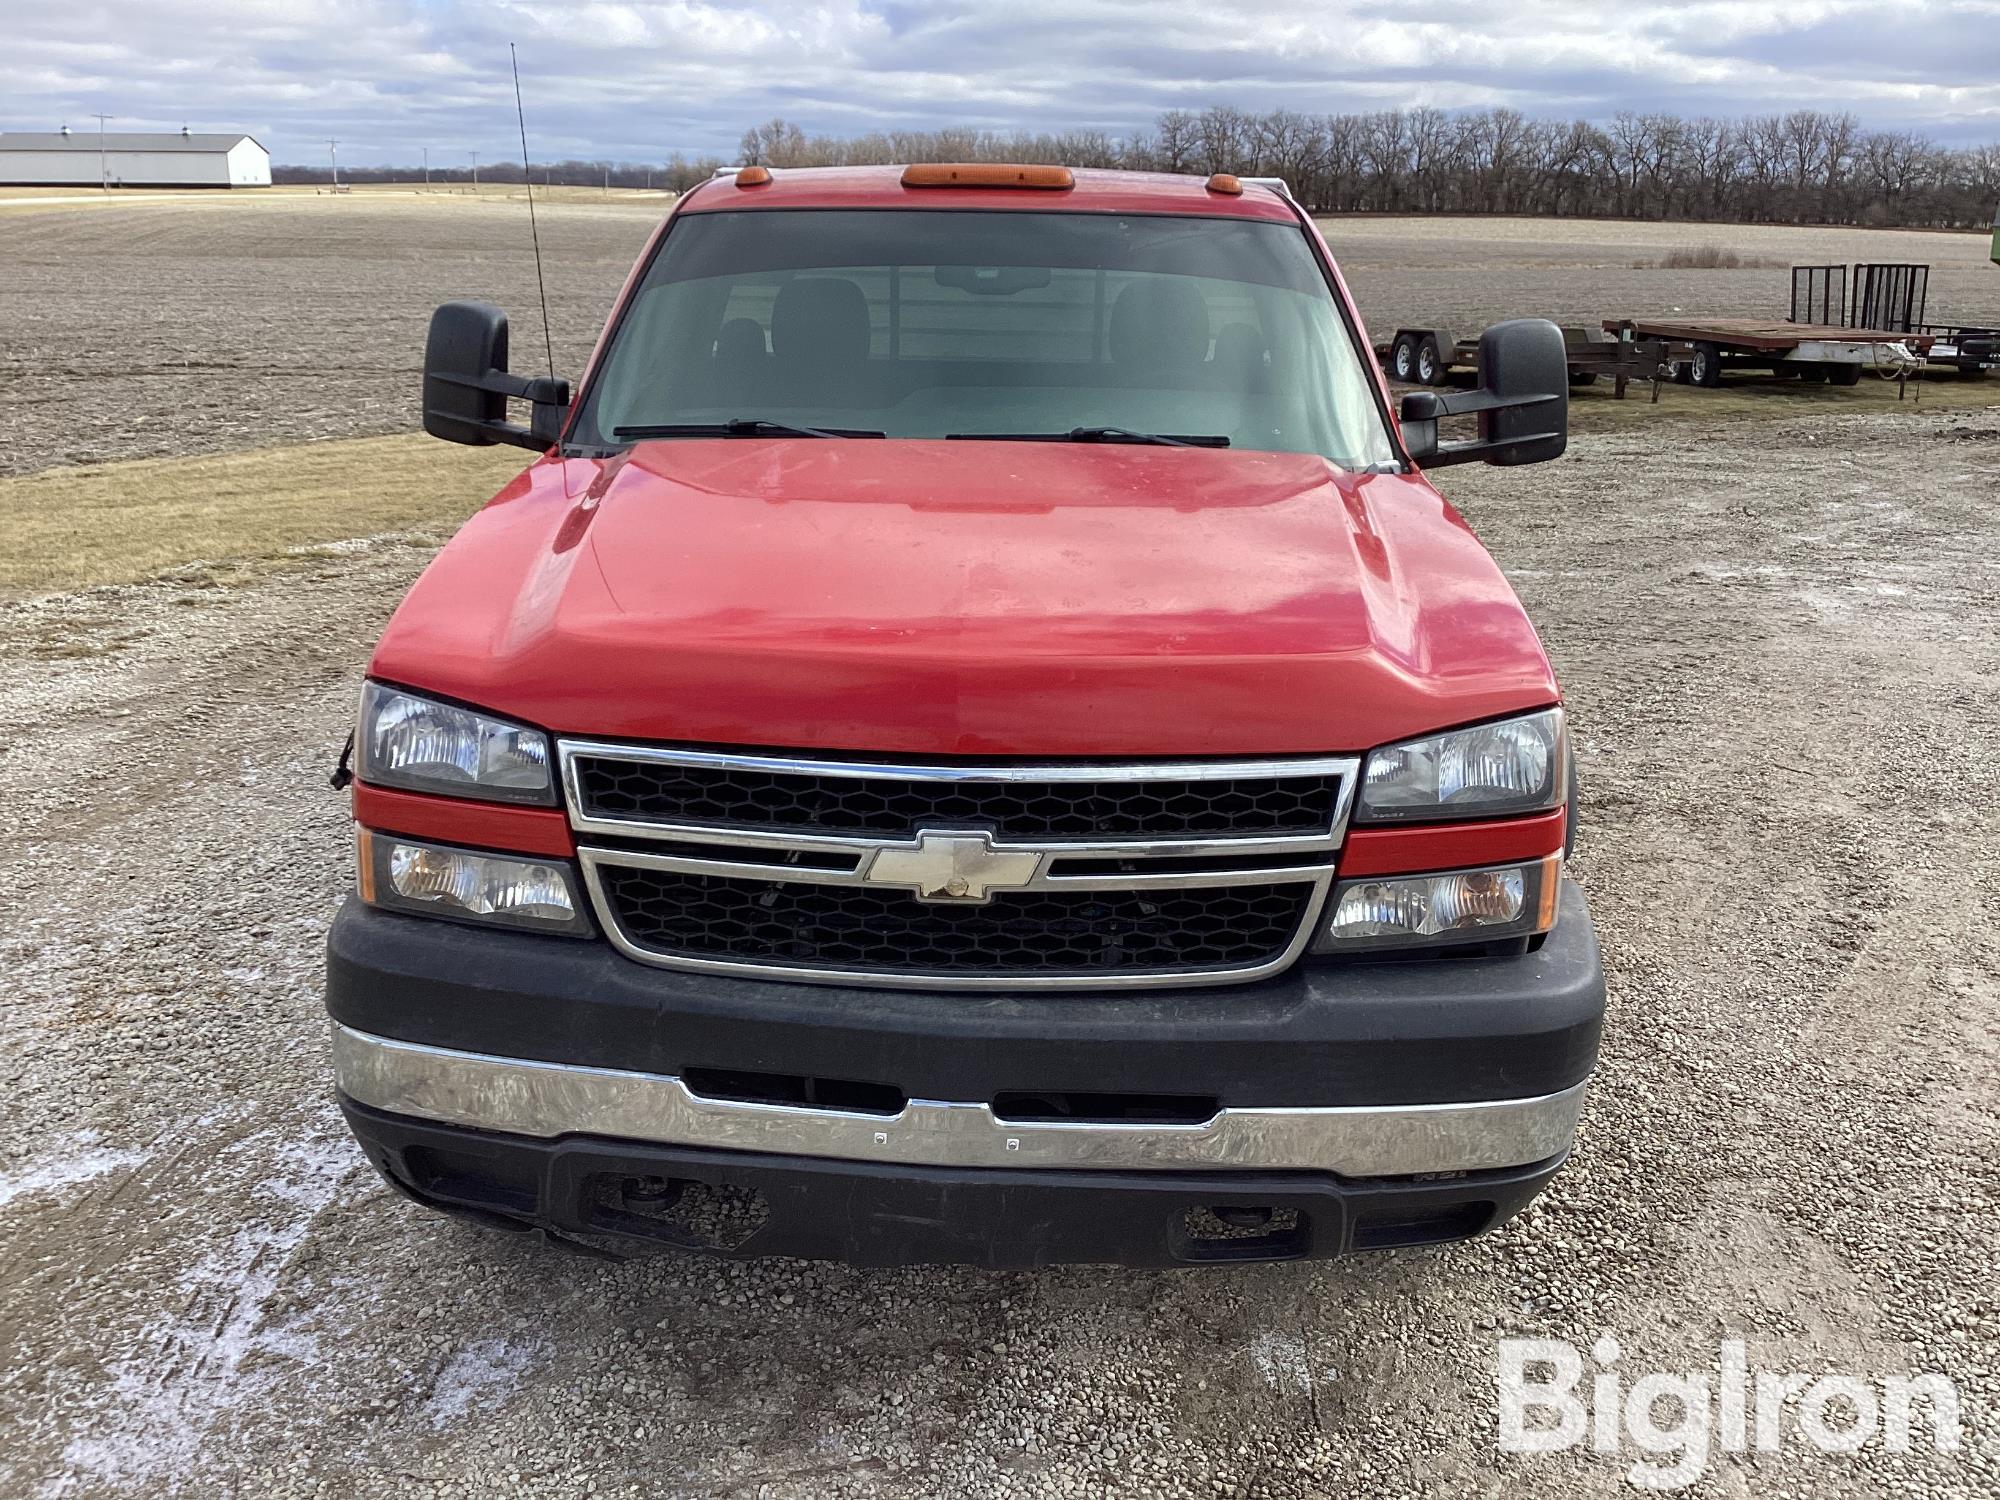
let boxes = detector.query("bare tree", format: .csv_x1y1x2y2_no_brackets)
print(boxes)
704,107,1999,230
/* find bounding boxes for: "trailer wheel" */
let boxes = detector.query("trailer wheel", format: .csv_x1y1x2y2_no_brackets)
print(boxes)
1797,364,1831,384
1672,360,1693,385
1416,335,1445,386
1390,334,1419,383
1958,360,1989,379
1690,342,1722,388
1567,367,1598,388
1827,362,1862,387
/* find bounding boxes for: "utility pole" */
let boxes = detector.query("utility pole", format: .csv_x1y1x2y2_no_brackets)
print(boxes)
422,145,429,187
90,113,112,191
470,150,480,191
326,138,340,189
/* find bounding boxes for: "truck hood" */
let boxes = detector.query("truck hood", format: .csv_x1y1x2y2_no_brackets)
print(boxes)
370,440,1556,756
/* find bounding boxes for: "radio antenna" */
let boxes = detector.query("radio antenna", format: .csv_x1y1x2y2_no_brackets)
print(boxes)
510,42,557,377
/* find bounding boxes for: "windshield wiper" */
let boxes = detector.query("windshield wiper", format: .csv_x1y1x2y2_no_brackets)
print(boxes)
946,426,1229,448
613,419,885,440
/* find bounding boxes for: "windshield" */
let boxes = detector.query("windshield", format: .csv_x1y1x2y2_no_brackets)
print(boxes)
573,209,1399,470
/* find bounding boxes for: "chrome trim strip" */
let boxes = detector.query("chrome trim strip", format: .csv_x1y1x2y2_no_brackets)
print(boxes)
578,841,1337,894
332,1023,1586,1178
562,740,1362,785
558,742,1362,854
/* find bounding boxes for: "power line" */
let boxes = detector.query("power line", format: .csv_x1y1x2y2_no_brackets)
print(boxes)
90,113,112,191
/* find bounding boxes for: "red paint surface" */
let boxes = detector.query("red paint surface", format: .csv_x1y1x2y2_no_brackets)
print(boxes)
369,440,1557,756
352,782,575,858
1338,809,1566,877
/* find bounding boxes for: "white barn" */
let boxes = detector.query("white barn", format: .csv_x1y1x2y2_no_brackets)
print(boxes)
0,129,271,188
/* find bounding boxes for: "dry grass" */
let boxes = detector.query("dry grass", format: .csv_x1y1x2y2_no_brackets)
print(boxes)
1644,243,1787,270
1570,367,1998,427
0,433,525,599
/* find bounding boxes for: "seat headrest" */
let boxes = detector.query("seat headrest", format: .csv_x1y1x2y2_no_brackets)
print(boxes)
772,277,871,364
1109,279,1209,369
715,316,768,360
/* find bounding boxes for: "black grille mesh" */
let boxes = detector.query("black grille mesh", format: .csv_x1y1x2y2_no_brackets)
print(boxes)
599,868,1314,977
575,759,1340,842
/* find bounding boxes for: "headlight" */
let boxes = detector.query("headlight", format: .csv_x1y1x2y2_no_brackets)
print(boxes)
1356,708,1564,823
1313,855,1560,953
355,682,554,804
357,829,590,935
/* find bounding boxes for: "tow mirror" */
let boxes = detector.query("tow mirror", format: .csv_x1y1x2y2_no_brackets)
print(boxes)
422,300,570,451
1398,318,1567,469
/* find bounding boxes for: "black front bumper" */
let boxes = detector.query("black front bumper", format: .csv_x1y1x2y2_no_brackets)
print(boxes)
342,1097,1569,1268
325,881,1604,1267
327,882,1603,1109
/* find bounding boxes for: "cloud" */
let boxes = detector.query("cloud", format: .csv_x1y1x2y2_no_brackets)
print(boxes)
3,0,1996,164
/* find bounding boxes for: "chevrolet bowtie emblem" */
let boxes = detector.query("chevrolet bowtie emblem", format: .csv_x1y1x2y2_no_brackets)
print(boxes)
864,831,1044,903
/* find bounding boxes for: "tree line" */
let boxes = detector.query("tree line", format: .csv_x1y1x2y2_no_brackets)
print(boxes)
717,108,2000,229
272,106,2000,229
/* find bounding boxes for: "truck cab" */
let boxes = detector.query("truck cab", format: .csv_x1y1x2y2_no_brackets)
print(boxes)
327,164,1605,1268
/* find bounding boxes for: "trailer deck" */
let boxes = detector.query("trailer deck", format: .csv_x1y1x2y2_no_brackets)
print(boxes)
1603,317,1931,389
1605,317,1930,351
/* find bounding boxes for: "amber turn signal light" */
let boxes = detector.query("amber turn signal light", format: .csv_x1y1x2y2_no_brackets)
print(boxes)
901,163,1074,190
735,165,772,187
1206,173,1243,195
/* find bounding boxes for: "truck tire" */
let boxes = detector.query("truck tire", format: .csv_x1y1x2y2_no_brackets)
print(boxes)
1416,335,1445,386
1567,367,1598,388
1390,334,1419,383
1690,342,1722,388
1828,362,1863,387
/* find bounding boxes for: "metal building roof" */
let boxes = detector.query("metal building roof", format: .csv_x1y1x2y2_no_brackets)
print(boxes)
0,132,265,154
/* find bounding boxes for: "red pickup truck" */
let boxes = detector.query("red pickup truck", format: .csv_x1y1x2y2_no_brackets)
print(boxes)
326,164,1604,1267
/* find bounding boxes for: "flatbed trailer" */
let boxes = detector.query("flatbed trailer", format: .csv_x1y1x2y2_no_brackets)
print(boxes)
1603,317,1932,388
1375,324,1683,399
1912,323,1999,375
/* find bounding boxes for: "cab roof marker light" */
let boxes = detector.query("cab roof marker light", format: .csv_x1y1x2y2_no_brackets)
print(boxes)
900,163,1074,190
1206,173,1244,195
735,165,772,187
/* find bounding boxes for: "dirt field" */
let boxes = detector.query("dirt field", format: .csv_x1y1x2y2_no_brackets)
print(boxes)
1,194,1993,475
1,195,1996,1497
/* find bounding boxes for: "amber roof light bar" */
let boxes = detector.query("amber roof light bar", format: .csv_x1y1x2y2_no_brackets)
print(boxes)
901,163,1074,190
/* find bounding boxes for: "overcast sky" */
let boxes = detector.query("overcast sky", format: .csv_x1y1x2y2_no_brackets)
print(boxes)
7,0,1999,165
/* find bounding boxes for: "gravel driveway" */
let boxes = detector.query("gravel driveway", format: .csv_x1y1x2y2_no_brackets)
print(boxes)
1,194,1995,1496
2,404,1993,1497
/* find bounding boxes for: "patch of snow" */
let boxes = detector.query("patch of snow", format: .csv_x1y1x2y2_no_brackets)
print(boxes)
428,1337,549,1428
0,1134,144,1212
1249,1331,1330,1394
48,1120,365,1497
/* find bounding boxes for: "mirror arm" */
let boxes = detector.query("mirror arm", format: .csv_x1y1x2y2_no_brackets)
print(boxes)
1398,385,1563,469
1413,388,1559,419
1418,427,1566,468
430,369,571,451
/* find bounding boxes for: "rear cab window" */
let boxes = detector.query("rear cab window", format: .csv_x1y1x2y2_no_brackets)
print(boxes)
573,208,1399,471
